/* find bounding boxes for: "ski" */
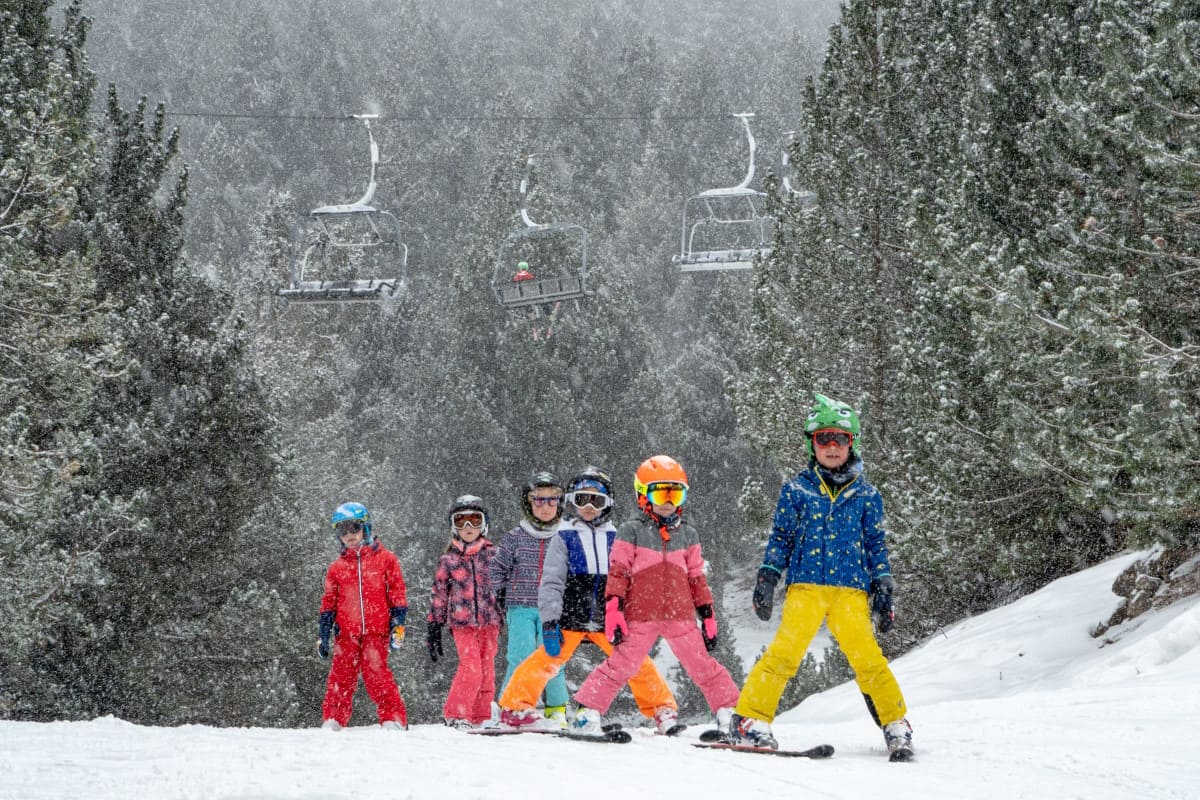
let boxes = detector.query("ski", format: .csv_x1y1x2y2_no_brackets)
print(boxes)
467,727,558,736
559,728,632,744
660,723,688,737
693,742,835,759
470,721,624,737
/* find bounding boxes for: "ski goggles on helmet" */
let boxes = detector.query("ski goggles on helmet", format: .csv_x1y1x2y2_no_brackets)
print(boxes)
334,520,365,536
567,491,612,511
644,483,687,507
812,429,854,448
451,511,485,530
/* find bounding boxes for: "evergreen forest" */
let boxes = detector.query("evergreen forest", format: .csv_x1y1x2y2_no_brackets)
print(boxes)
3,0,1197,727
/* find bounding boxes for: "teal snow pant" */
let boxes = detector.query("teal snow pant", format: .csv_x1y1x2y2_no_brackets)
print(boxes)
501,605,569,708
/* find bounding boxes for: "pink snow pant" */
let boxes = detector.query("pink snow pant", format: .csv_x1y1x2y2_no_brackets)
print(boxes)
574,619,740,715
445,625,500,725
323,632,407,726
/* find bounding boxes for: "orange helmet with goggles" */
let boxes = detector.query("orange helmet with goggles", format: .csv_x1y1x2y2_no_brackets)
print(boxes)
634,455,689,512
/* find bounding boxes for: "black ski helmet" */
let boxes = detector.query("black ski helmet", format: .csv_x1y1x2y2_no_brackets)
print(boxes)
447,494,489,537
566,466,615,523
521,471,565,528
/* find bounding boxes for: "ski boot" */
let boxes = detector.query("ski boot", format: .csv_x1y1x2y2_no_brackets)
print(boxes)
883,718,914,762
728,713,778,750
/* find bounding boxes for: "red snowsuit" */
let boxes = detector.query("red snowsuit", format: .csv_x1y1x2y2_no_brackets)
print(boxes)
320,541,408,726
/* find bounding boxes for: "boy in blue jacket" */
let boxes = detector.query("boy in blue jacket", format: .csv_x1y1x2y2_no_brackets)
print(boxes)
729,394,914,760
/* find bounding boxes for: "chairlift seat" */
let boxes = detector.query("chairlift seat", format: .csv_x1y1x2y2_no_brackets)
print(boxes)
277,278,400,304
495,274,590,309
310,202,381,216
697,186,765,198
674,248,768,271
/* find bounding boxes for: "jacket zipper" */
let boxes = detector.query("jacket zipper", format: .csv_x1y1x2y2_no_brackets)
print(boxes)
470,556,479,623
355,548,366,635
588,523,603,625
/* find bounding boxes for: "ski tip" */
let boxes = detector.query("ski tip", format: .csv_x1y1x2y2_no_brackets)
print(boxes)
559,729,632,744
692,742,834,759
888,748,914,762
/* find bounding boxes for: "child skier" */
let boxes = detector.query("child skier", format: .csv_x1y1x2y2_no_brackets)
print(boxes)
490,471,571,728
572,456,739,736
317,502,408,730
497,467,678,732
426,495,503,729
729,394,914,760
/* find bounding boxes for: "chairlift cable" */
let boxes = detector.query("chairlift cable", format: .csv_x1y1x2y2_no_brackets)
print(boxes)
154,109,802,125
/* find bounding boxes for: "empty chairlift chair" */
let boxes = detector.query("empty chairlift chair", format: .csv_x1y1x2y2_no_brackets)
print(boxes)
277,115,409,304
672,113,773,272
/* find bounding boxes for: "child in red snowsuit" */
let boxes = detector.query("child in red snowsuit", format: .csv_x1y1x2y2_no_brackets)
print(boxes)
318,502,408,730
426,495,504,728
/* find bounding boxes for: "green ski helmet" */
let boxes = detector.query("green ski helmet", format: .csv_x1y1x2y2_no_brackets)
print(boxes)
804,393,860,457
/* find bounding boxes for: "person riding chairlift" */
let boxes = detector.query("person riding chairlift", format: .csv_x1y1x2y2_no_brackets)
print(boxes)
513,261,560,341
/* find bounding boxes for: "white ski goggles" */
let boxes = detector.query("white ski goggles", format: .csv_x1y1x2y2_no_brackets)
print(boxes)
567,491,612,511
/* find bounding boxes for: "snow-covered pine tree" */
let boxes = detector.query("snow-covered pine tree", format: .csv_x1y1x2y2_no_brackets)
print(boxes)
0,0,144,720
733,0,924,526
66,90,296,725
1032,0,1200,549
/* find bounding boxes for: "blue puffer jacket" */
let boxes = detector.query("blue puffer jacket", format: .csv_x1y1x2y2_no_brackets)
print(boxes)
761,458,891,592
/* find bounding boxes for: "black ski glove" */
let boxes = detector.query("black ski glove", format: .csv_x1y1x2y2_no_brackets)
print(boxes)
426,620,444,662
870,576,896,633
752,567,780,621
389,607,407,651
317,611,335,659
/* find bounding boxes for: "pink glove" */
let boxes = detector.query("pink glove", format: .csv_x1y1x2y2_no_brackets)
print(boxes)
697,604,718,652
605,596,628,645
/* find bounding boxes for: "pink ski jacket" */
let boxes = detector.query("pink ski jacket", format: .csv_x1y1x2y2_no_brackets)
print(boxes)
605,514,714,623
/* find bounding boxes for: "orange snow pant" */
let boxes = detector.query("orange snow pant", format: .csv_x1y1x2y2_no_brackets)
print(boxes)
498,629,675,718
735,583,907,726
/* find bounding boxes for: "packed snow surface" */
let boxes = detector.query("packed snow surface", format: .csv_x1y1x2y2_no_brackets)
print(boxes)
3,550,1197,799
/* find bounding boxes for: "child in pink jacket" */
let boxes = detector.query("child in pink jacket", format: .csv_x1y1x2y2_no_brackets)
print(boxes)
426,495,503,729
572,456,739,735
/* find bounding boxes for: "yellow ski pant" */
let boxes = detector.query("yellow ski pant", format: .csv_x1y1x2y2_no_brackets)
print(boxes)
735,583,906,726
498,629,675,718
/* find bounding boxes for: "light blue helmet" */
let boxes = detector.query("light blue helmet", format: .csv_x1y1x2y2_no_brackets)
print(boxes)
331,502,373,545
